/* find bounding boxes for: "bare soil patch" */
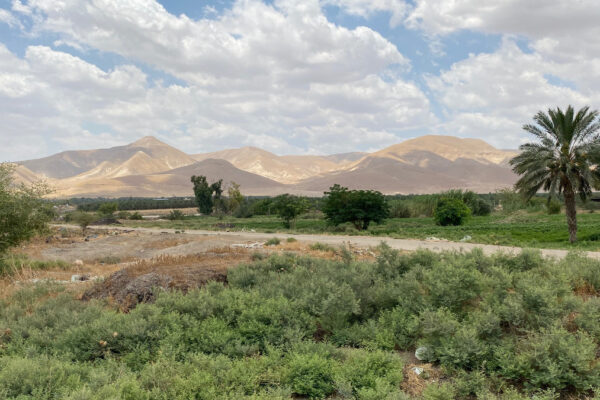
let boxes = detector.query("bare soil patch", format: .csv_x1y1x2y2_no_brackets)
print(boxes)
82,249,249,311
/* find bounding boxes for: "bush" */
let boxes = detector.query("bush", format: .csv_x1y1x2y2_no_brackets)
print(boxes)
166,210,186,220
69,211,98,232
129,212,143,220
547,199,561,215
285,352,335,398
97,202,118,217
0,163,53,255
434,198,471,226
265,238,281,246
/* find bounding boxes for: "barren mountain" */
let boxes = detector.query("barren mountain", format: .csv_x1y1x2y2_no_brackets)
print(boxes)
52,159,288,198
193,147,355,184
294,148,517,194
368,135,517,166
21,136,195,179
18,135,519,197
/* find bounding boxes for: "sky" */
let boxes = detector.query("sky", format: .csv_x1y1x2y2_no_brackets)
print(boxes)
1,0,599,161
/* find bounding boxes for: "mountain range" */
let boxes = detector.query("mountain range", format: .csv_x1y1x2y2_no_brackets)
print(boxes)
15,135,518,198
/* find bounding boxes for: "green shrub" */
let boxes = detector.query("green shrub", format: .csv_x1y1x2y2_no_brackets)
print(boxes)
129,212,143,220
286,237,297,243
265,237,281,246
422,382,456,400
496,327,599,391
434,198,471,226
97,202,118,217
166,210,185,220
546,199,561,215
285,352,335,398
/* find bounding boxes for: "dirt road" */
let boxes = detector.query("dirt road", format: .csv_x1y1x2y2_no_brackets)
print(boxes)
55,224,600,260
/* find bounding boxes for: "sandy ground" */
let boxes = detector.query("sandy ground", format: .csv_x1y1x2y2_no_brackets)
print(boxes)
54,224,600,260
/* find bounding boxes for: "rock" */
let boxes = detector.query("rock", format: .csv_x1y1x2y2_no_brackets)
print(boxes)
460,235,472,242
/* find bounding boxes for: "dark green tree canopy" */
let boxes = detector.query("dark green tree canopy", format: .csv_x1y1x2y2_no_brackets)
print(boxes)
191,175,223,215
322,184,388,230
510,105,600,242
273,194,309,228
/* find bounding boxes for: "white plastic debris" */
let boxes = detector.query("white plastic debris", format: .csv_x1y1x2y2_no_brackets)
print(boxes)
415,346,429,361
231,242,264,249
412,367,424,376
460,235,472,242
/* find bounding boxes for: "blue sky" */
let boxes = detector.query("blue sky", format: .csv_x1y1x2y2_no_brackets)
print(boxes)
1,0,598,160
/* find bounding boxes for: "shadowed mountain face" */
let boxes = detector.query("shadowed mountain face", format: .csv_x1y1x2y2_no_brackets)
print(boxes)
16,135,518,197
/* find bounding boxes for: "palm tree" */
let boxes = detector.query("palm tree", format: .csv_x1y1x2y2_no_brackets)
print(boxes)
510,105,600,243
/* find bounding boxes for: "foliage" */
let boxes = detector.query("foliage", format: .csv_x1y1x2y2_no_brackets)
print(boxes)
129,212,143,220
166,210,186,220
227,182,244,213
5,249,600,397
75,197,196,211
388,199,411,218
322,184,389,230
510,105,600,242
0,163,53,255
117,210,131,219
265,237,281,246
97,202,118,216
191,175,224,215
547,199,562,215
273,194,310,228
68,211,98,232
433,198,471,226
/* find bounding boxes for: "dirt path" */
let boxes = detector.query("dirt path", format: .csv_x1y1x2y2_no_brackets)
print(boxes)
55,224,600,260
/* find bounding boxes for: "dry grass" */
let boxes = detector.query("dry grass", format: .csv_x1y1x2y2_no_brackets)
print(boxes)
400,362,444,397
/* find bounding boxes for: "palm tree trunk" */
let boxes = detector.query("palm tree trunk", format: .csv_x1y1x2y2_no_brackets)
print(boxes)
564,186,577,243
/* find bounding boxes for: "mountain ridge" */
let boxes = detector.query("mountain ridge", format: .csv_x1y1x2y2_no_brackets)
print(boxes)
15,135,519,197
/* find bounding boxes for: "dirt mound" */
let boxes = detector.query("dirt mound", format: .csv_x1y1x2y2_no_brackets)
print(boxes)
82,250,247,311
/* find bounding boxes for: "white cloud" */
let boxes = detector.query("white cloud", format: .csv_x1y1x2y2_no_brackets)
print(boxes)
0,0,436,161
0,8,22,28
427,39,591,148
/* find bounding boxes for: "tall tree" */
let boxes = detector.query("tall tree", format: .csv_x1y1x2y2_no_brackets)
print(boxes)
510,105,600,242
191,175,213,214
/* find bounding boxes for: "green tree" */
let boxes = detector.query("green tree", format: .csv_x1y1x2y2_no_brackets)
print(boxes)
510,105,600,242
434,198,471,226
70,211,98,234
273,194,309,228
97,202,118,217
0,163,53,254
322,184,388,230
227,181,244,213
191,175,224,215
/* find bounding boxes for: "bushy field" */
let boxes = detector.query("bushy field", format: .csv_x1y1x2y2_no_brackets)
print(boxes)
2,247,600,399
124,212,600,250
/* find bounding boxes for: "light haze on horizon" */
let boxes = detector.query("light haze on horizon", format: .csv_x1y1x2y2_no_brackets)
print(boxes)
1,0,598,160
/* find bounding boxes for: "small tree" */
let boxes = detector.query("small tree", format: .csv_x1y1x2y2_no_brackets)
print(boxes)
434,198,471,226
322,184,388,230
70,211,98,234
191,175,224,215
273,194,309,228
97,202,118,217
227,181,244,213
0,163,53,254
